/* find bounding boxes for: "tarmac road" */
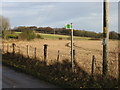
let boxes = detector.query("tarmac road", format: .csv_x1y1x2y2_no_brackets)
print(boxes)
2,66,59,88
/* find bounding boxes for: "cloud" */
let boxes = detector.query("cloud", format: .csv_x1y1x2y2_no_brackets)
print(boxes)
2,0,119,2
1,2,118,32
109,2,118,32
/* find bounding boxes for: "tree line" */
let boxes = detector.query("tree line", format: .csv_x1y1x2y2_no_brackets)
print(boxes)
12,26,120,40
1,15,119,40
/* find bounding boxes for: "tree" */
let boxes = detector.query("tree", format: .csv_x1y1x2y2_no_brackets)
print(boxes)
109,31,118,39
0,16,10,39
19,30,36,40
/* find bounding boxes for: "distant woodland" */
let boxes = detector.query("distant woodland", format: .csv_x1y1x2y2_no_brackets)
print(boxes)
12,26,119,40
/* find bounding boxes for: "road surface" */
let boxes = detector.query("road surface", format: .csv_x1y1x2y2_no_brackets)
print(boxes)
2,66,59,88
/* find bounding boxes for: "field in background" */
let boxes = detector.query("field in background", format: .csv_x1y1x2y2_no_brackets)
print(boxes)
14,32,92,40
37,33,92,40
3,38,119,78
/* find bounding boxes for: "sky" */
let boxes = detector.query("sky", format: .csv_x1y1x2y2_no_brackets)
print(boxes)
0,1,118,33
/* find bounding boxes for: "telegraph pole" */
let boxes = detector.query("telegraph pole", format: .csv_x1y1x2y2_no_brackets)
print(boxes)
71,23,74,69
102,0,109,76
118,2,120,87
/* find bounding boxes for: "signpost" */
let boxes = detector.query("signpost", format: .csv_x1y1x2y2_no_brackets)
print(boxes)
65,23,74,69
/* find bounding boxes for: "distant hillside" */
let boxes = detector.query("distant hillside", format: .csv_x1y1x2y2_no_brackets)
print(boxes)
12,26,119,40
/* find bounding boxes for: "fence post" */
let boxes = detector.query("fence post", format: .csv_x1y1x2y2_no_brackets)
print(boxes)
2,44,4,53
12,43,15,55
91,55,95,76
34,47,36,59
7,44,9,53
27,45,29,58
18,47,20,54
44,44,48,65
57,50,60,63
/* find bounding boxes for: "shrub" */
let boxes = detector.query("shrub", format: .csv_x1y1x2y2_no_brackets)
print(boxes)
6,34,18,39
2,30,11,39
19,30,36,40
36,34,44,39
59,37,62,40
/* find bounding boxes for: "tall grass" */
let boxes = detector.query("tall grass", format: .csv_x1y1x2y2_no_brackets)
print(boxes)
2,53,118,88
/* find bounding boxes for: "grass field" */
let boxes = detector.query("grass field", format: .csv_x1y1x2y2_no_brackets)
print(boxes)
3,38,119,78
13,32,92,40
37,33,92,40
14,32,22,34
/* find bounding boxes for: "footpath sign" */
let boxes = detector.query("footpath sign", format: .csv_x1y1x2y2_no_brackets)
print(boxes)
65,24,72,29
65,23,74,69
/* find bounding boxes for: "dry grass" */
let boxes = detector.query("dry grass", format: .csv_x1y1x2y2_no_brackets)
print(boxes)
2,39,119,78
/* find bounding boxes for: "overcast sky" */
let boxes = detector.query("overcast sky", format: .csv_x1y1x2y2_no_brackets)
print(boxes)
1,1,118,33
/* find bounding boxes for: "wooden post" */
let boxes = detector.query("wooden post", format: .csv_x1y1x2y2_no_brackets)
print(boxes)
57,50,60,63
70,49,75,72
27,45,29,58
91,55,95,76
73,49,75,63
44,44,48,64
118,2,120,88
118,53,120,87
12,43,15,55
34,47,36,59
102,0,109,76
71,23,74,69
7,44,9,53
18,46,20,54
2,44,4,53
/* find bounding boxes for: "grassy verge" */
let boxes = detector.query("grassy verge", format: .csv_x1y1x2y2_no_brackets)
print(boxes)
2,53,118,88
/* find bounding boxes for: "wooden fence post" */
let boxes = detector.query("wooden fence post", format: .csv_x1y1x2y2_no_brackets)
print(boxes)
12,43,15,55
18,47,20,54
27,45,29,58
91,55,95,76
44,44,48,65
7,44,9,53
34,47,36,59
2,44,4,53
57,50,60,63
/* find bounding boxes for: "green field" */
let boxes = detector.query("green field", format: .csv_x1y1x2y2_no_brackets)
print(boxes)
14,32,22,35
37,33,92,40
13,32,92,40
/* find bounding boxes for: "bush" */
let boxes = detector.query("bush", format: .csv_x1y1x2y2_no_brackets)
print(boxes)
2,30,11,39
6,34,18,39
36,34,44,39
19,30,36,40
59,37,62,40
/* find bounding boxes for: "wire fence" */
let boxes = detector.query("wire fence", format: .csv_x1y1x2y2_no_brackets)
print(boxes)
2,42,119,78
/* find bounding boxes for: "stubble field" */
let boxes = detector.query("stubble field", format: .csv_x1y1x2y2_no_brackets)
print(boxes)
3,39,119,78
